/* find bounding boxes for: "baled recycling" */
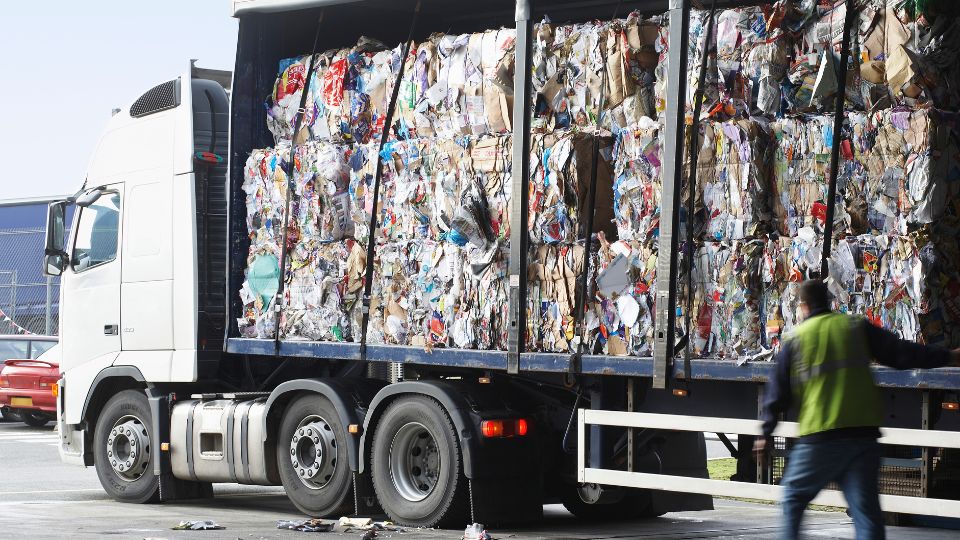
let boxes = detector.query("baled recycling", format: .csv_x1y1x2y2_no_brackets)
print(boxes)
238,0,960,359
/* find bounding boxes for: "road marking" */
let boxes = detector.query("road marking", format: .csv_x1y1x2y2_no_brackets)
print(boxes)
0,488,104,495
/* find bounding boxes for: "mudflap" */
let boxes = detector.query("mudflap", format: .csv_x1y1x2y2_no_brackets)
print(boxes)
469,474,544,526
353,472,383,517
158,473,214,501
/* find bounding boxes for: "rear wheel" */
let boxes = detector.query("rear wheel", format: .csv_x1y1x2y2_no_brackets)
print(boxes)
22,411,50,427
560,485,664,520
93,389,159,503
371,396,469,528
277,394,354,517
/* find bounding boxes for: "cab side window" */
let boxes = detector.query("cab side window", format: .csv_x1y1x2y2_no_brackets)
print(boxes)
72,193,120,272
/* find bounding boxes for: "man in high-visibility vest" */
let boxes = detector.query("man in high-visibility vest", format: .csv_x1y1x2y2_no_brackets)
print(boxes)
755,279,960,540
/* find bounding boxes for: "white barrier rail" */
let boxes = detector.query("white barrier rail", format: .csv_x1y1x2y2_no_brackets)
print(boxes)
577,410,960,518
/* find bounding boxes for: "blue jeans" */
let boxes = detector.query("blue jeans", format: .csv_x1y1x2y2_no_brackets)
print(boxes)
780,437,884,540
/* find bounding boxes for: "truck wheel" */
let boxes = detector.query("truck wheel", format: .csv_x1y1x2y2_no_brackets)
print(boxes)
93,389,159,503
22,411,50,427
371,396,469,528
277,394,354,517
560,486,664,520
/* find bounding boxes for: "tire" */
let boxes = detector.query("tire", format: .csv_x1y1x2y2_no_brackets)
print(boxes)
22,411,50,427
276,394,354,517
371,396,469,528
560,487,664,520
93,389,159,503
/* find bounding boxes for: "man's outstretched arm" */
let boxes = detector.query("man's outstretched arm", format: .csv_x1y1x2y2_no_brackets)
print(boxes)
863,321,960,370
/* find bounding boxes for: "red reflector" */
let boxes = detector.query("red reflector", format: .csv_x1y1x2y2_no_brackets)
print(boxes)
481,419,528,438
944,402,959,411
481,420,503,438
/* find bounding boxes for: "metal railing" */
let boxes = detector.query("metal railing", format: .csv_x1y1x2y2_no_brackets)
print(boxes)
578,410,960,518
0,227,60,336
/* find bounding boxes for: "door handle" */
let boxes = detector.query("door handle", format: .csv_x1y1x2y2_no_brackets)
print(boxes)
104,325,119,336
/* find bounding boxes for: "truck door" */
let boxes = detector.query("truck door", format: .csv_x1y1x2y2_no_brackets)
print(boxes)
60,185,123,371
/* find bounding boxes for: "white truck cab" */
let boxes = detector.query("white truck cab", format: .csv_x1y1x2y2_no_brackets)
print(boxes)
45,65,230,473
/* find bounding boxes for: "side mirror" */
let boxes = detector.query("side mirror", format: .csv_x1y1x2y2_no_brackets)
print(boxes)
75,189,103,208
44,201,68,277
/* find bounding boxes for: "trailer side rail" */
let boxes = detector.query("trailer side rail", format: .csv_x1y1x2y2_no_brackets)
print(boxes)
577,410,960,518
226,337,960,390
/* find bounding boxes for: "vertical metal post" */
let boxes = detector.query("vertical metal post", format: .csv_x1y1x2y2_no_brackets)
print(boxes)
819,3,856,276
507,0,534,375
576,408,586,483
10,269,17,329
627,378,635,472
756,389,769,484
653,0,690,389
921,391,932,498
45,276,53,335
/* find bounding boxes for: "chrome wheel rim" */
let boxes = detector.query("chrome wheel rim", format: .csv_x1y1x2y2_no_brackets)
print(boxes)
289,415,338,489
107,415,151,481
388,422,440,502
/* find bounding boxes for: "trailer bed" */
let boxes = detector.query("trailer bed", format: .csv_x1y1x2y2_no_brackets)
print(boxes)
226,337,960,390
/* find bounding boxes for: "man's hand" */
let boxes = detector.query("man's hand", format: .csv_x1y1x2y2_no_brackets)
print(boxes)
753,437,772,461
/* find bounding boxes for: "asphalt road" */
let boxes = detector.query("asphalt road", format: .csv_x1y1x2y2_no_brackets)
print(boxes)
0,421,956,539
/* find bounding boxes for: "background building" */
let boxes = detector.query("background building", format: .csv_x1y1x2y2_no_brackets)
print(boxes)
0,196,73,336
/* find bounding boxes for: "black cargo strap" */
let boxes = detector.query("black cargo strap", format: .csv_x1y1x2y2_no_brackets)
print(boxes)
273,11,326,356
570,0,624,374
358,0,423,362
679,0,718,396
819,2,856,277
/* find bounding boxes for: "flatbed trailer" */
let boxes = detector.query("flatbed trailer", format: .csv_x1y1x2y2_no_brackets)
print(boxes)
45,0,960,529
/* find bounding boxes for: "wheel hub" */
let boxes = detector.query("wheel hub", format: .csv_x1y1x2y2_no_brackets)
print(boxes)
289,416,338,489
107,416,150,481
389,422,440,502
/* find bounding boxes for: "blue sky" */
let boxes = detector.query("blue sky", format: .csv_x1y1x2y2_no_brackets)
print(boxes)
0,1,238,200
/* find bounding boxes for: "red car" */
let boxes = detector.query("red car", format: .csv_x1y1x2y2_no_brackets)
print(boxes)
0,337,59,427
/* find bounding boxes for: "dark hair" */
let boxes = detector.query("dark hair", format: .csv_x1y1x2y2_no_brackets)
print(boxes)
799,279,830,312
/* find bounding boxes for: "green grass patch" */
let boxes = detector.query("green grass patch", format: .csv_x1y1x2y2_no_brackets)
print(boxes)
708,457,738,481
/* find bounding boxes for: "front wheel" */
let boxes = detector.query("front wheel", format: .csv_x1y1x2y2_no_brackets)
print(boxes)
370,396,469,528
93,389,159,503
22,411,50,427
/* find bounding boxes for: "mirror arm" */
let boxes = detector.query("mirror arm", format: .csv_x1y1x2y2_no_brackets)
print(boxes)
44,248,69,259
